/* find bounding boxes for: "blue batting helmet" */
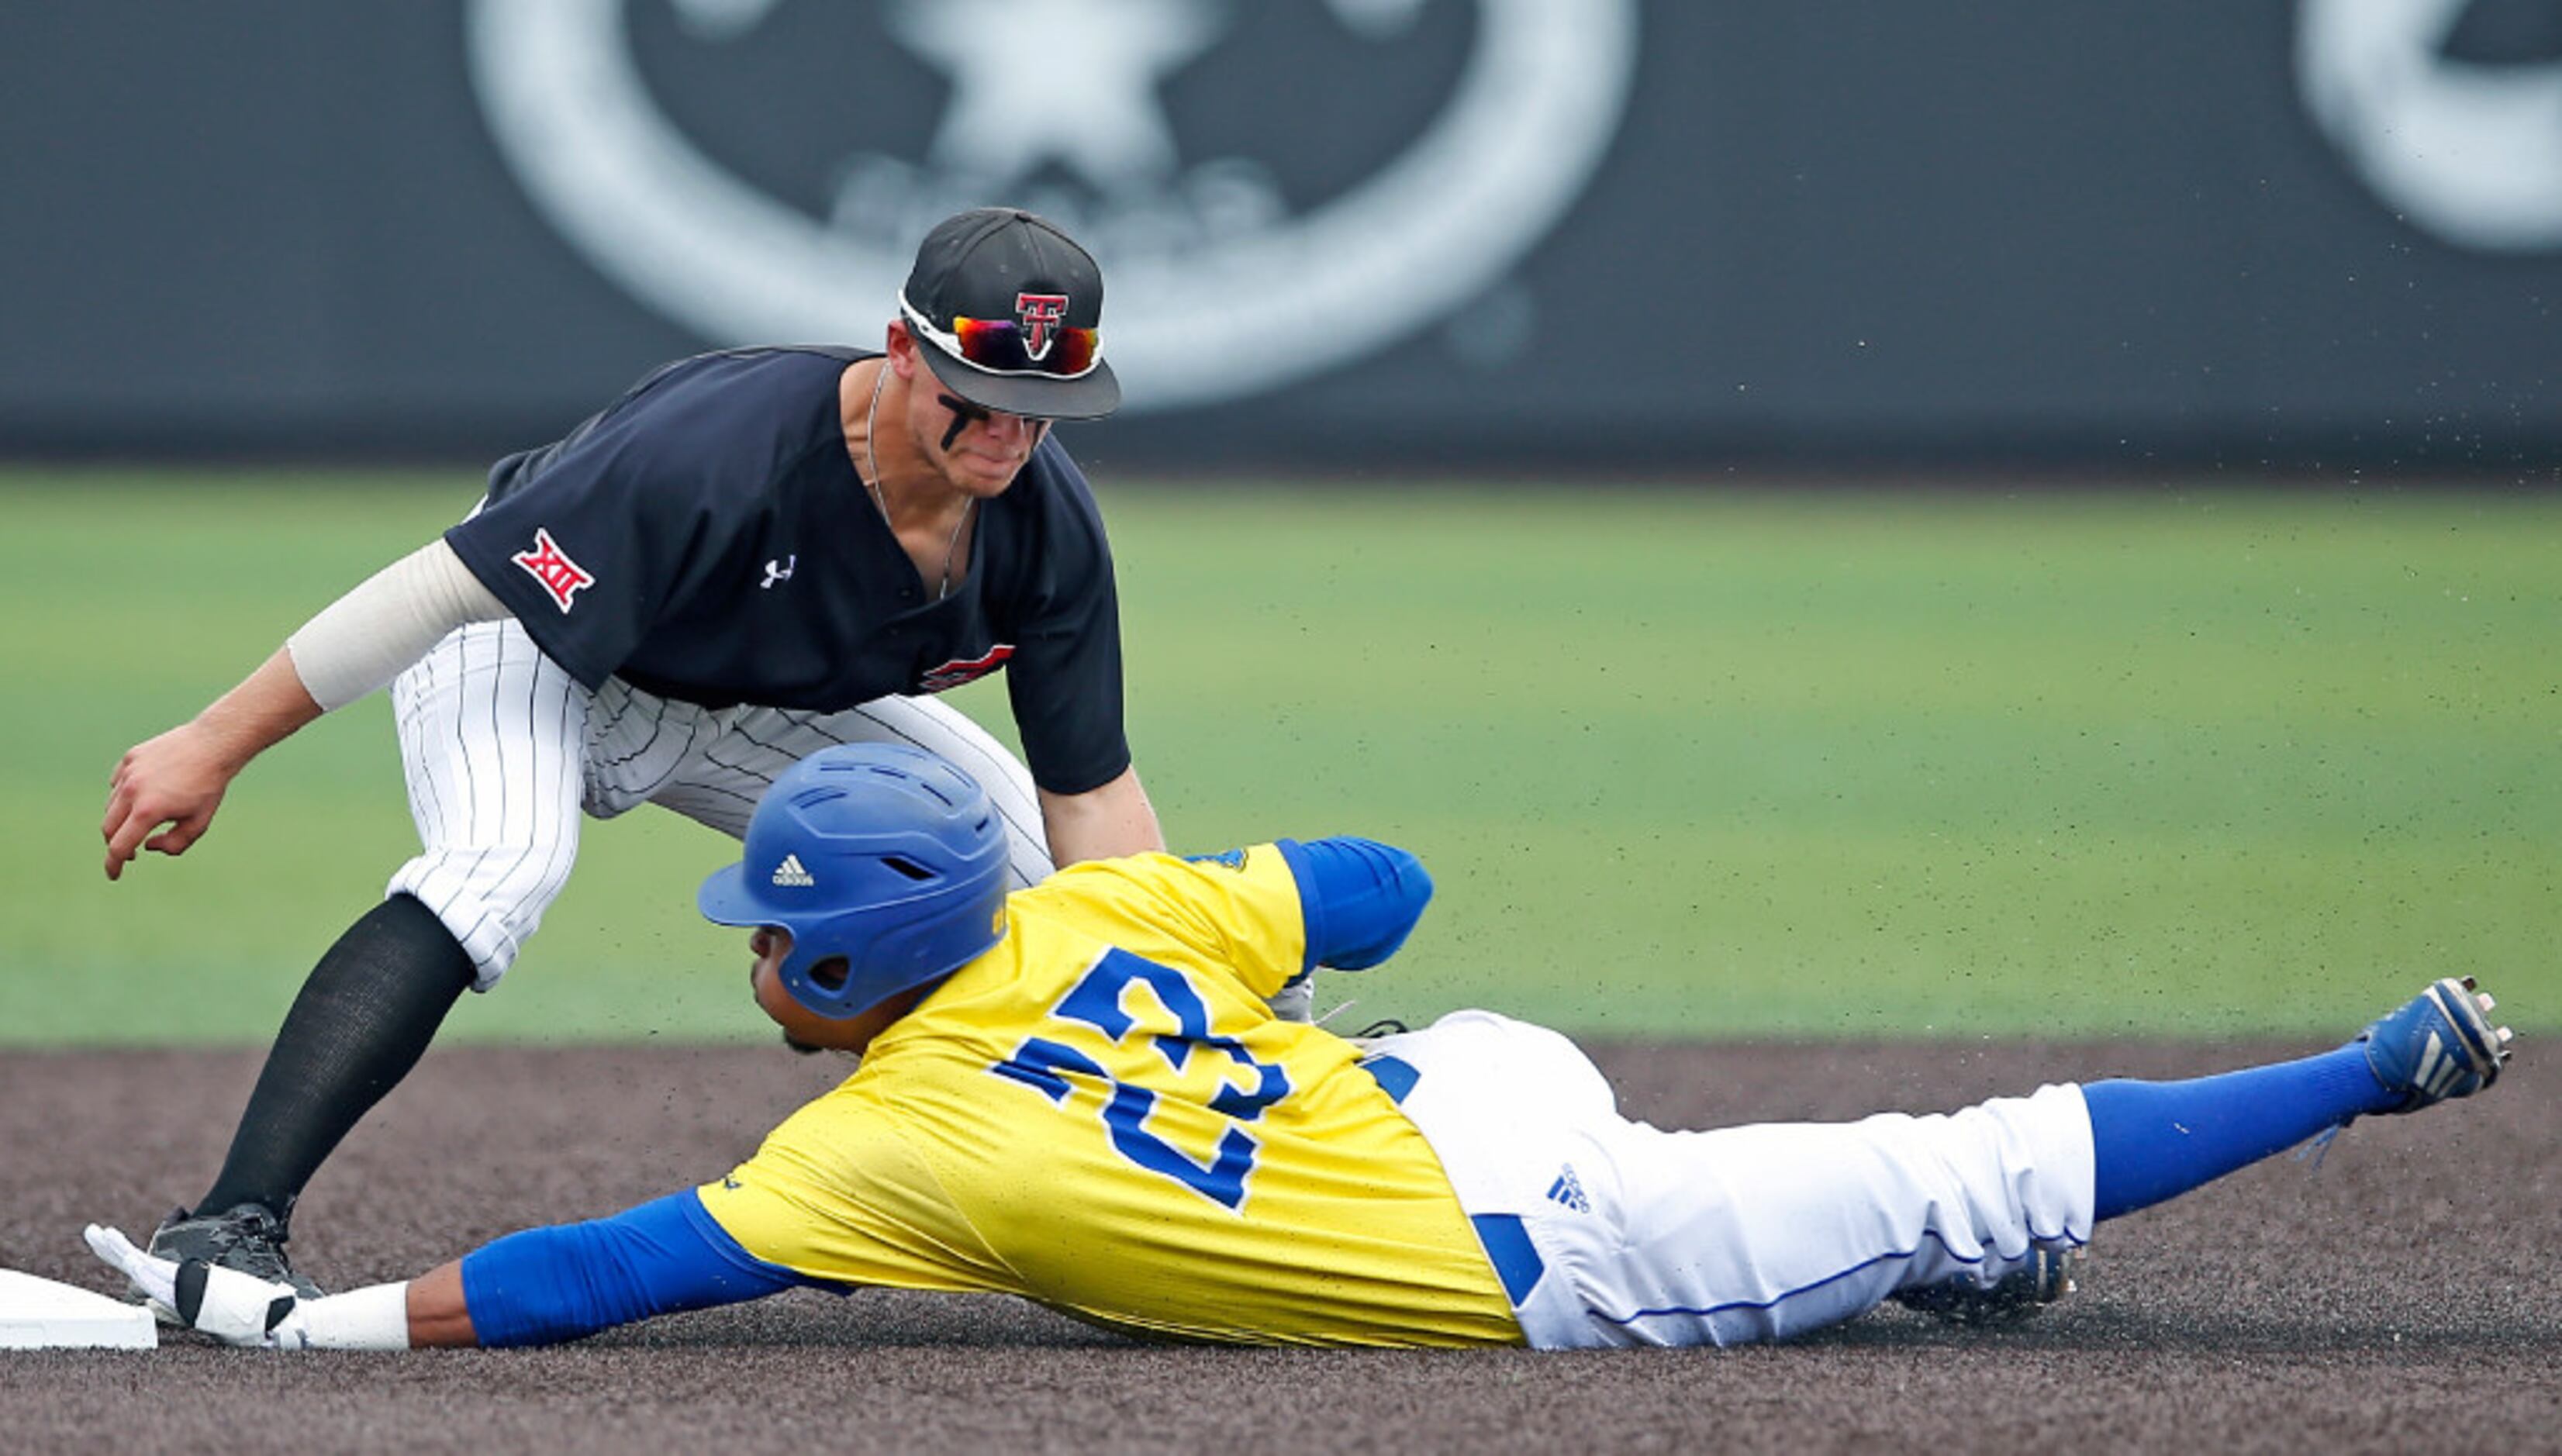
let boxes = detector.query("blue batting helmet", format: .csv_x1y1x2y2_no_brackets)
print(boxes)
697,744,1010,1020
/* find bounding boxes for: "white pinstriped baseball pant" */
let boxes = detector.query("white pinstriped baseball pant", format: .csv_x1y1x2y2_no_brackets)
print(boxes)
385,618,1052,987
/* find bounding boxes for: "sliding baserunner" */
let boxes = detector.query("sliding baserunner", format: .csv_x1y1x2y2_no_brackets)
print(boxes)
93,745,2515,1351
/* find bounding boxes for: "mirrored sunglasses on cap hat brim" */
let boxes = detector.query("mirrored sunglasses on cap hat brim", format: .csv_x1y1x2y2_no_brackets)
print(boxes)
899,296,1101,380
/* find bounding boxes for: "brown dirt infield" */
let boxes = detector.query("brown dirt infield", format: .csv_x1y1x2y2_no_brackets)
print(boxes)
1,1037,2551,1454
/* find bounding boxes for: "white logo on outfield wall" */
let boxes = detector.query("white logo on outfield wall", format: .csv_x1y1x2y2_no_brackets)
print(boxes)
463,0,1638,409
2300,0,2562,251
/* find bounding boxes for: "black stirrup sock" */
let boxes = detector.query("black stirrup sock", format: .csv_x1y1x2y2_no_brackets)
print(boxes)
196,894,476,1217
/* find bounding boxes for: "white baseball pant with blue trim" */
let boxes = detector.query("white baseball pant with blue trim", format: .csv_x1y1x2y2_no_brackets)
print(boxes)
1363,1011,2095,1348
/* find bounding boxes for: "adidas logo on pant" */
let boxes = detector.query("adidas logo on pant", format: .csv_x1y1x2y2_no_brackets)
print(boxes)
1546,1165,1590,1213
771,854,814,888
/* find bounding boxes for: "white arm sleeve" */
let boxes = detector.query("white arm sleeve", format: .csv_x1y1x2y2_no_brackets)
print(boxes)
284,538,508,711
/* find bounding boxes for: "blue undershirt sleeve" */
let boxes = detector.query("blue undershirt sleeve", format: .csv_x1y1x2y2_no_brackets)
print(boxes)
1273,837,1434,977
458,1189,834,1347
2082,1044,2398,1221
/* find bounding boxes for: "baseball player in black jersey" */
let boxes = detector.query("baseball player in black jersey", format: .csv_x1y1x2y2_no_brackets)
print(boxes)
98,209,1179,1299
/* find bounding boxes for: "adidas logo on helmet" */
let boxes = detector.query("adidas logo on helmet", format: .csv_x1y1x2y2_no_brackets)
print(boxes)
700,743,1012,1023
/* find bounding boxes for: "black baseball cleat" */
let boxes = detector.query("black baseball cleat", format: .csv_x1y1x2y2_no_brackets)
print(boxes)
1889,1245,2080,1327
143,1202,325,1315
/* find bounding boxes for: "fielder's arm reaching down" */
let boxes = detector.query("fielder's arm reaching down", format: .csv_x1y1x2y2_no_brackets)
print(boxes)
91,746,2517,1353
101,541,506,879
102,532,1162,889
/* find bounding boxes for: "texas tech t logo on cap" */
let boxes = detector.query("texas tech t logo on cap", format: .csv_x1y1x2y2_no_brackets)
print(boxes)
1015,293,1069,361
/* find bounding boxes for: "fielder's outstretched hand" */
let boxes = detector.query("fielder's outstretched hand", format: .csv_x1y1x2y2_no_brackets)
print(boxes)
85,1224,312,1349
101,648,326,880
101,722,240,880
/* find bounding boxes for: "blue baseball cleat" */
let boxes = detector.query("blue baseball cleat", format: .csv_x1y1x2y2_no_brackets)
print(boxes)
2353,976,2513,1113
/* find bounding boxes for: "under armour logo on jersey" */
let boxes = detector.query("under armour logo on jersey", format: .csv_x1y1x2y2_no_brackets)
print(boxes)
1016,293,1069,359
761,554,796,589
510,527,595,612
918,643,1016,693
1545,1165,1590,1213
771,854,814,888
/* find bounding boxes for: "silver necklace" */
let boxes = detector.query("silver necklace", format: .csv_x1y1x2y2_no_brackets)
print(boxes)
860,361,973,599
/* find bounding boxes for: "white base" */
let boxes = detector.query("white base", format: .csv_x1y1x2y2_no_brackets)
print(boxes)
0,1269,158,1350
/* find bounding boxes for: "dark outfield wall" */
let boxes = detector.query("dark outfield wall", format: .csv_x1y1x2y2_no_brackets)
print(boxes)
4,2,2557,475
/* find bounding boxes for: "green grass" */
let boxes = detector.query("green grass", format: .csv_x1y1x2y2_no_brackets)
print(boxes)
7,470,2555,1044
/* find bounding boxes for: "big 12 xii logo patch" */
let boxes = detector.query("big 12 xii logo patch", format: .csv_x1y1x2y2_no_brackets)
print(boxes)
464,0,1638,410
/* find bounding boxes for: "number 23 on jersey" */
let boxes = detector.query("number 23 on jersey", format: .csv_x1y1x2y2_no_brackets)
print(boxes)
989,949,1292,1210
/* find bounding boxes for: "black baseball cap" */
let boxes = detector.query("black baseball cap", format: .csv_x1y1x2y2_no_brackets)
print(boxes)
899,209,1122,420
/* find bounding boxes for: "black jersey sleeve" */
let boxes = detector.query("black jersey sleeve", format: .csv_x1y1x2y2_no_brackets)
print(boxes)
442,354,800,691
1001,440,1134,796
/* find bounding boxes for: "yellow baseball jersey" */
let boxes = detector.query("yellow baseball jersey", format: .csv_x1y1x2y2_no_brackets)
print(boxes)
697,844,1523,1347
